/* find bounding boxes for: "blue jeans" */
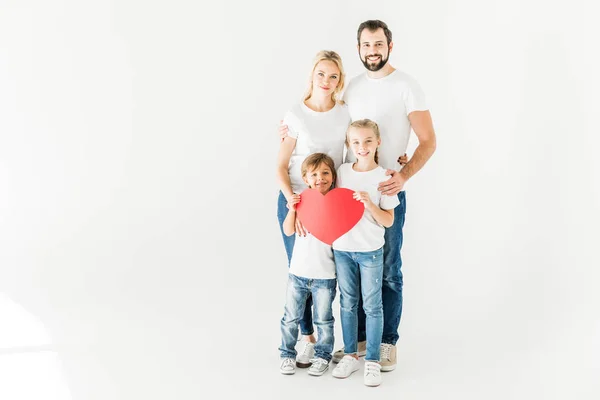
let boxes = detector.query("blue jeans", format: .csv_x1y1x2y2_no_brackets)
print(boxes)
277,191,314,336
334,247,384,362
279,274,336,361
356,191,406,345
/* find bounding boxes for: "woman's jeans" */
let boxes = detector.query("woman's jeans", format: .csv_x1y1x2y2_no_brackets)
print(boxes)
333,247,384,362
279,274,336,361
277,191,314,336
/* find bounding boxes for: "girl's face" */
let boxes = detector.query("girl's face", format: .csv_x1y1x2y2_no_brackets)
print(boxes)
303,163,334,194
347,126,380,161
311,60,340,98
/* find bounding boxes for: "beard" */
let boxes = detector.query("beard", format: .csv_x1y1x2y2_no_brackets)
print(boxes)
361,53,389,71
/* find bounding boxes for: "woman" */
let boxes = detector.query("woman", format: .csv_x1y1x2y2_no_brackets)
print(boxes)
276,50,350,367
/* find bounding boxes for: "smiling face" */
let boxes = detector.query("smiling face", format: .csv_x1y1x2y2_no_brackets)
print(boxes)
303,162,334,194
310,60,341,98
358,28,392,72
347,126,380,162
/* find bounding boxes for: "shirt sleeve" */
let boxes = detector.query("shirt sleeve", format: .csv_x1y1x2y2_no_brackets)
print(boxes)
282,109,305,140
380,193,400,210
404,78,428,115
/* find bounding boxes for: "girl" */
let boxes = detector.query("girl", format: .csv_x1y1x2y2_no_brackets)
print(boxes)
330,119,400,387
279,153,338,376
276,50,350,361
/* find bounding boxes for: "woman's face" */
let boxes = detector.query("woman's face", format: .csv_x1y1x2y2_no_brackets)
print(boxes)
303,163,333,194
311,60,340,98
347,126,380,161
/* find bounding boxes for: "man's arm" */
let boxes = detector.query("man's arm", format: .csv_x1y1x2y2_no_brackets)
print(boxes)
378,110,436,196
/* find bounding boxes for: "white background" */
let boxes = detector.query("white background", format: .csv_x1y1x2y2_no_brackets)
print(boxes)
1,0,599,399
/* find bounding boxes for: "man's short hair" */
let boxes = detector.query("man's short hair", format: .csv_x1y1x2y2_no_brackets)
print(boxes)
357,20,392,46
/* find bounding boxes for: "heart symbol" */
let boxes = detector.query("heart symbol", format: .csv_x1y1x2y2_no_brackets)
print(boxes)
296,188,364,245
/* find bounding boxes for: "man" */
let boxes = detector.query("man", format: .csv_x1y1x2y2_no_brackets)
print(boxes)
280,19,436,373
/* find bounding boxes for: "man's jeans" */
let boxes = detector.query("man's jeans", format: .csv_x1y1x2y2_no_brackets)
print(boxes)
279,274,336,361
333,247,384,362
357,191,406,345
277,191,314,336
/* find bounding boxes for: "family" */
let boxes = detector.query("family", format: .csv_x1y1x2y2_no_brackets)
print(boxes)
275,20,437,387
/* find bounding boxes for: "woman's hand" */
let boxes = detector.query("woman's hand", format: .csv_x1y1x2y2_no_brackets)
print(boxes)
398,153,408,165
279,120,289,142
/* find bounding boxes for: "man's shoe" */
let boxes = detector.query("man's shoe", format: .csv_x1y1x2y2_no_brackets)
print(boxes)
307,358,329,376
380,343,397,372
296,341,315,368
364,361,382,386
332,355,360,378
332,341,366,363
280,357,296,375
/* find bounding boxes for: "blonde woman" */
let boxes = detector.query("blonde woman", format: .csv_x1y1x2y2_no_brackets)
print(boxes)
276,50,350,368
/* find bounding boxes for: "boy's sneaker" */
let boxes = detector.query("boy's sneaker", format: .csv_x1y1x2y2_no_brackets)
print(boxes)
331,355,360,378
307,358,329,376
332,341,367,363
280,358,296,375
364,361,382,386
380,343,397,371
296,341,315,368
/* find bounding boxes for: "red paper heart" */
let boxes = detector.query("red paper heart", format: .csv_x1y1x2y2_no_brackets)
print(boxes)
295,188,364,245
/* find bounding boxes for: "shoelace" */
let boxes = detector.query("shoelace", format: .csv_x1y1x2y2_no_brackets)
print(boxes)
282,358,295,369
365,362,381,377
380,344,392,360
309,358,328,368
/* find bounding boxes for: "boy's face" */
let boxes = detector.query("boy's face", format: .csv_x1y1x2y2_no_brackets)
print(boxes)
348,127,380,161
358,28,392,71
303,163,333,194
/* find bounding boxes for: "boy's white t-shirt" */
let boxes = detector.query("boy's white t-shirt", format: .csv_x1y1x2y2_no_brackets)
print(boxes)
289,232,336,280
283,102,351,193
343,70,428,171
332,163,400,252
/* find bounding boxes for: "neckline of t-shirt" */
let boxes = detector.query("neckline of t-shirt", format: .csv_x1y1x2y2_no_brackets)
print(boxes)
349,163,381,173
301,101,339,116
364,69,398,82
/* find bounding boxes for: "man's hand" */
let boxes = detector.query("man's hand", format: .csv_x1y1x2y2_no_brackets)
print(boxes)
279,120,289,142
378,169,406,196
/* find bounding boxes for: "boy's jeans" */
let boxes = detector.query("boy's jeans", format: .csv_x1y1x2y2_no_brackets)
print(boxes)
334,247,384,362
279,274,336,361
277,191,313,336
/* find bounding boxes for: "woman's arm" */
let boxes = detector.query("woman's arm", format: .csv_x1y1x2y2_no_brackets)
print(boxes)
282,194,301,236
276,137,297,200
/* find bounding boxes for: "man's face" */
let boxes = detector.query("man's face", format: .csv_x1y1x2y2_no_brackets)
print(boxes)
358,28,392,72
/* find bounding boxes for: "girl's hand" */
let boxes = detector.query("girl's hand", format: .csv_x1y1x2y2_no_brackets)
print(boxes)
287,194,301,210
353,191,374,208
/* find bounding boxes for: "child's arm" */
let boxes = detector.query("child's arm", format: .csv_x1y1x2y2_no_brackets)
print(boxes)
353,192,395,228
282,194,301,236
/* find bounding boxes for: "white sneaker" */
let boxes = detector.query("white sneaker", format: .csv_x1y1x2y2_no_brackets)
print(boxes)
280,357,296,375
364,361,382,386
307,358,329,376
296,341,315,368
332,341,367,363
332,355,360,378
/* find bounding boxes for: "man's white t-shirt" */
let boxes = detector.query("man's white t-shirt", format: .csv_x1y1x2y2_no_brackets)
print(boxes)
343,70,428,171
332,163,400,252
289,233,336,280
283,102,351,193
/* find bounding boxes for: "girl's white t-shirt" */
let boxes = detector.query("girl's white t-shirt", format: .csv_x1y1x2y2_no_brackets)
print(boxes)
289,233,336,280
283,102,351,193
332,163,400,252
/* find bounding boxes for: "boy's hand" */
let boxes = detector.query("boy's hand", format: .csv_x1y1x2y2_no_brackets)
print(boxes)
287,194,301,211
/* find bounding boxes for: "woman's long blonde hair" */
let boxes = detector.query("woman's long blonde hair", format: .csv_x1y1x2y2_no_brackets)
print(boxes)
303,50,346,105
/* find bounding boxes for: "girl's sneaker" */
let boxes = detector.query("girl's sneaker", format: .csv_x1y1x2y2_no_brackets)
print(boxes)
364,361,382,387
307,358,329,376
331,355,360,378
280,358,296,375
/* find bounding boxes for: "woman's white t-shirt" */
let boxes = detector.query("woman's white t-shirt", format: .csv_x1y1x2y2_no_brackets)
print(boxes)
332,163,400,252
283,102,351,193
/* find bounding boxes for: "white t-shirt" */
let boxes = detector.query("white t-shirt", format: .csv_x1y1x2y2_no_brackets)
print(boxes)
283,102,351,193
343,70,428,171
332,163,400,252
289,232,336,280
